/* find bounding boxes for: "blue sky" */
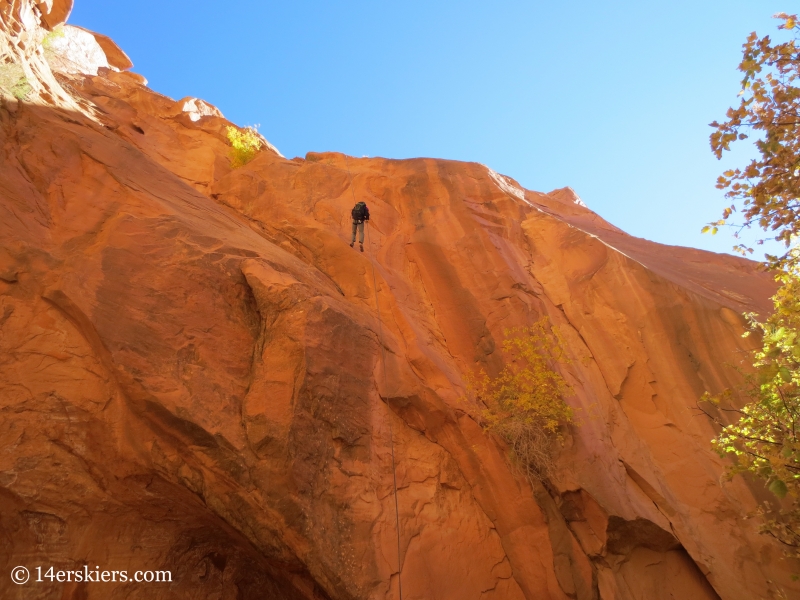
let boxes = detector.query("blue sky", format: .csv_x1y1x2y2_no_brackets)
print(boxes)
69,1,790,259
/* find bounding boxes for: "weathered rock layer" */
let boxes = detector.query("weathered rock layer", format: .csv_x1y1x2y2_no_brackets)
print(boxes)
1,2,797,599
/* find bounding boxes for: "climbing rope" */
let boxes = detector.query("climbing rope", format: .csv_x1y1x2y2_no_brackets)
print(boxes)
343,155,403,600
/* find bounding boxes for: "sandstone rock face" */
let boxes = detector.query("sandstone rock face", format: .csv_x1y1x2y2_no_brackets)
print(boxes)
44,24,109,75
1,3,799,600
35,0,72,30
0,0,81,108
78,26,132,70
174,96,224,122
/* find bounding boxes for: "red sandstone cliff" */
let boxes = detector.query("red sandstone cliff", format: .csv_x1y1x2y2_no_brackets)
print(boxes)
1,2,797,598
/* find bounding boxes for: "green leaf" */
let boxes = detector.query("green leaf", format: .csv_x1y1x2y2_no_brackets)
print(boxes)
769,479,788,498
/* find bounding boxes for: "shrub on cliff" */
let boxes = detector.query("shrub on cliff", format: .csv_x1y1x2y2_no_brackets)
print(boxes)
0,62,30,101
709,13,800,271
703,266,800,560
41,25,65,50
469,318,574,481
706,12,800,564
226,125,263,168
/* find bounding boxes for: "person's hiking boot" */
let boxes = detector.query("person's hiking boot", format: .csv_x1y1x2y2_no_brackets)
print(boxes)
349,242,354,248
360,244,364,252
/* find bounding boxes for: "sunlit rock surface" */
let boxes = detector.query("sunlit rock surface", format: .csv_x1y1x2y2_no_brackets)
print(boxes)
1,1,797,598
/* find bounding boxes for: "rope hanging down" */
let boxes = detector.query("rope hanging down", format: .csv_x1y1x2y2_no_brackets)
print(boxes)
343,156,403,600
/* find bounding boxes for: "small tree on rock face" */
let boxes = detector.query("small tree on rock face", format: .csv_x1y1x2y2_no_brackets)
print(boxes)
469,318,574,482
226,125,263,168
709,13,800,270
707,13,800,566
703,264,800,560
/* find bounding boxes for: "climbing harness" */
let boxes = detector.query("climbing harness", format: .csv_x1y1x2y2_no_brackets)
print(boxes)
344,156,403,600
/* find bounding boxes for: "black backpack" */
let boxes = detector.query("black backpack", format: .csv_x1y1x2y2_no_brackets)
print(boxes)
352,201,367,222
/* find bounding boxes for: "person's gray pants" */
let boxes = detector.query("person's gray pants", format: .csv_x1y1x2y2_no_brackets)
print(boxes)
351,221,364,244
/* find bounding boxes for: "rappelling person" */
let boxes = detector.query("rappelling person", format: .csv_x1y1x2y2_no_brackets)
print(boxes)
350,200,370,252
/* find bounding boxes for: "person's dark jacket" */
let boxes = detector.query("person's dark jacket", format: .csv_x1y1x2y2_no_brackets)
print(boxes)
351,203,370,223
